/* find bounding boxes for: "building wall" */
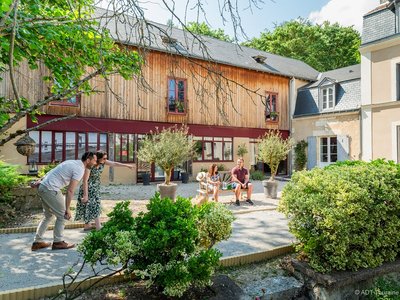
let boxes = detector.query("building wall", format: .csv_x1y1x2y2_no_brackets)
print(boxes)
371,43,400,103
23,50,292,131
0,118,29,172
372,103,400,160
292,112,361,166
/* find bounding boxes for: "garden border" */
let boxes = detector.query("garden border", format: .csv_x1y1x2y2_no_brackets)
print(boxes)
0,245,294,300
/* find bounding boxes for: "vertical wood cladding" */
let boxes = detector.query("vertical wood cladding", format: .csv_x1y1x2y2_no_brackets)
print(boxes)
2,48,291,130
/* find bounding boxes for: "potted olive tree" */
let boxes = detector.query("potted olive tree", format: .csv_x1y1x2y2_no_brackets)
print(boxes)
258,130,294,199
137,125,194,200
236,143,248,158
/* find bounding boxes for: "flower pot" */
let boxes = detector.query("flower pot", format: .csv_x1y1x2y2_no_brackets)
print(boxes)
173,170,180,181
262,179,278,199
181,172,189,184
142,173,150,185
157,183,178,200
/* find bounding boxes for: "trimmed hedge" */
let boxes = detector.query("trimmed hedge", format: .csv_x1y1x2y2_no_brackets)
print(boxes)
279,160,400,273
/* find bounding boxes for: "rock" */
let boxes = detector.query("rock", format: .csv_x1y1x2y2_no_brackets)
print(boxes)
209,275,249,300
242,276,304,300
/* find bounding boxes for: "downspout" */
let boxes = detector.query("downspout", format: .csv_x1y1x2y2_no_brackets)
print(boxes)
288,77,295,176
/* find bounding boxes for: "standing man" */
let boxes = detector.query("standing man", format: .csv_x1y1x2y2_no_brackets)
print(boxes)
231,158,254,206
31,151,97,251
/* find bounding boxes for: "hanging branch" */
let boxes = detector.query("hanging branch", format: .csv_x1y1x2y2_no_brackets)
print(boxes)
8,0,22,110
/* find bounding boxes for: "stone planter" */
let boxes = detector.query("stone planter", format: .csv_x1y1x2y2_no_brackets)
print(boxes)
283,258,400,300
262,179,278,199
157,183,178,200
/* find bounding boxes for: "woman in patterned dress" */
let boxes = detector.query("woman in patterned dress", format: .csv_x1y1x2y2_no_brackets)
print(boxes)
206,163,220,202
75,150,134,231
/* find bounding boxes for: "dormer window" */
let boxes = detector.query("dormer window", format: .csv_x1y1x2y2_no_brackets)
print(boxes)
252,55,267,63
317,78,336,111
161,35,178,45
321,86,335,110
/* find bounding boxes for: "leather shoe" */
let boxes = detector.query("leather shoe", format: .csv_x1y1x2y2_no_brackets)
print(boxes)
31,241,51,251
52,241,75,250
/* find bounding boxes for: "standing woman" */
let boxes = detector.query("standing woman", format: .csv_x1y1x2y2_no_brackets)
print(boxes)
207,164,220,202
75,150,134,231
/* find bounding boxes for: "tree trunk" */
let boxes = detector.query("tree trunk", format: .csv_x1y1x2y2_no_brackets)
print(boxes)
164,168,172,185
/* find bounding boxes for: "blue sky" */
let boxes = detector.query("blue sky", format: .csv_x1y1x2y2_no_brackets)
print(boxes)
111,0,378,41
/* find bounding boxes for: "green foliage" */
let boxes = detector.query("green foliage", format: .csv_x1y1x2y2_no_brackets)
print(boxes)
243,19,361,72
185,22,233,42
0,161,29,203
279,159,400,273
217,164,226,171
0,1,143,140
38,162,59,178
294,140,308,171
236,143,248,158
137,125,194,185
197,202,235,249
250,170,264,181
78,194,234,297
258,130,294,180
78,201,137,265
369,276,400,300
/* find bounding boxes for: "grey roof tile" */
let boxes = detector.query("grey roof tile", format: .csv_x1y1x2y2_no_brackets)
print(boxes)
295,65,361,117
95,8,319,81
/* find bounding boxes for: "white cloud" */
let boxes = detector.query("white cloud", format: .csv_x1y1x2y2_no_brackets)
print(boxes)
308,0,377,32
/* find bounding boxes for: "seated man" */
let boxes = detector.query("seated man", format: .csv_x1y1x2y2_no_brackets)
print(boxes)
231,158,254,206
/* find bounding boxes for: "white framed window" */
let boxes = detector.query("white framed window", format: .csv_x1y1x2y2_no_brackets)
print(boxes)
319,136,337,166
321,87,334,110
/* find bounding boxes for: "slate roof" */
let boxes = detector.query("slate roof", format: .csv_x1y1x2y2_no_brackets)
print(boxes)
361,0,400,45
294,64,361,117
303,64,361,89
95,8,319,81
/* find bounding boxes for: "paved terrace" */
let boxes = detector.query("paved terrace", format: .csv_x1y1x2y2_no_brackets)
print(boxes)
0,180,294,292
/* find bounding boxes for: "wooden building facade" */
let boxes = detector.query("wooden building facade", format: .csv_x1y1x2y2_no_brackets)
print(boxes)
1,15,319,183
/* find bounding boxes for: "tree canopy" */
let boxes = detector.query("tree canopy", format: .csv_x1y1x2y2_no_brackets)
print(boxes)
185,22,233,42
0,0,265,146
0,0,144,145
243,19,361,72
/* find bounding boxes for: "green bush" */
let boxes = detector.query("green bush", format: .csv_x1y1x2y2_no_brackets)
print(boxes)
38,161,58,178
250,170,265,180
369,276,400,300
294,140,307,171
0,161,29,203
78,193,234,297
279,159,400,273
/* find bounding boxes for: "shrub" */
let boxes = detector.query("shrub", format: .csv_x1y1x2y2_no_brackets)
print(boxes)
38,161,58,178
236,143,248,157
294,140,307,171
78,201,137,265
370,276,400,300
250,170,264,181
279,159,400,273
0,161,29,203
78,194,234,297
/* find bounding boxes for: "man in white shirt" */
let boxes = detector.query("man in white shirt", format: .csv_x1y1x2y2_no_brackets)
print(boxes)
31,151,97,251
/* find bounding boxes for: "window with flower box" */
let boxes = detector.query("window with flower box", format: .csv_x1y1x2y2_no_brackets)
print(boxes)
167,78,186,114
265,92,278,121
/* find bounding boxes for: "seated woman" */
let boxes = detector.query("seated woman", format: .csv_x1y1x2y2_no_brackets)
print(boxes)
207,164,221,202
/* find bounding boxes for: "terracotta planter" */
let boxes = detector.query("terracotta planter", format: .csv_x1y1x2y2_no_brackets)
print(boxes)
262,179,278,199
157,183,178,200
